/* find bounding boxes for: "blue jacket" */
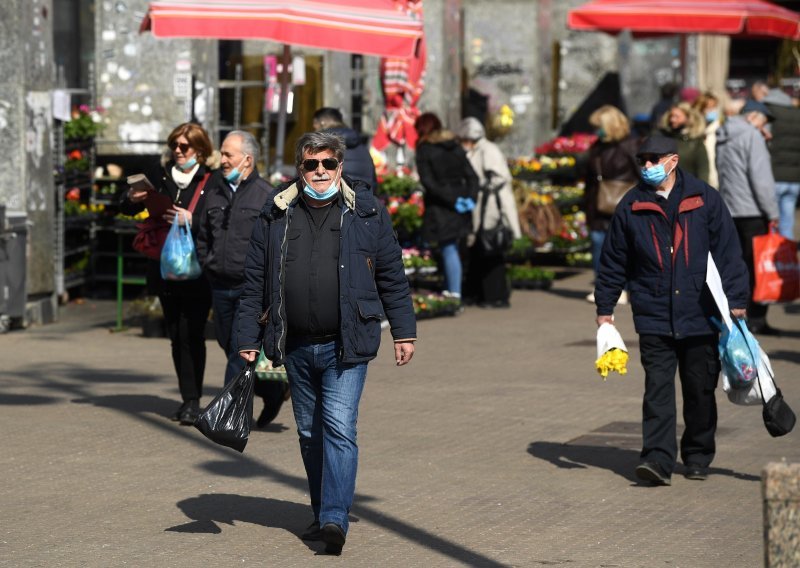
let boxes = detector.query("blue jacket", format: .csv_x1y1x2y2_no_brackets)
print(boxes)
236,177,416,365
595,169,749,338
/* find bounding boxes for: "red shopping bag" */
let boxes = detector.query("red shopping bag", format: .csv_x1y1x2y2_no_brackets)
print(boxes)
752,228,800,303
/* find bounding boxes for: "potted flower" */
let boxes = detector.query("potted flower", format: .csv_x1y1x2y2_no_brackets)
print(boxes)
127,295,165,338
507,264,556,290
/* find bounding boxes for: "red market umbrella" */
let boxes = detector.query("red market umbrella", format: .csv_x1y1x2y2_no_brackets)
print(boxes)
567,0,800,39
141,0,423,58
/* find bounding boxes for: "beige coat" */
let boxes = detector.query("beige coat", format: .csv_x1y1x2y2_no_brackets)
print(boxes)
465,138,522,239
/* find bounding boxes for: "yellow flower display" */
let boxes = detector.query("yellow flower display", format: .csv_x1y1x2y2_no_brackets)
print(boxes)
595,348,629,380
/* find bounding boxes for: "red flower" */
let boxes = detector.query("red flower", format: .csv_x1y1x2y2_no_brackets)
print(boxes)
66,187,81,201
68,149,83,160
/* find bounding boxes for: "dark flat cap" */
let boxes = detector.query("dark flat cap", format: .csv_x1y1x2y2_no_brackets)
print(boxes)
741,99,776,122
636,135,678,157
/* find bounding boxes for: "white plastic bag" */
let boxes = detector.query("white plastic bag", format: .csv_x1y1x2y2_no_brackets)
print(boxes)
706,254,777,405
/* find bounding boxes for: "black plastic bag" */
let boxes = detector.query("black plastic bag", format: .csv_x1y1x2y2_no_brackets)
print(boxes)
194,363,255,452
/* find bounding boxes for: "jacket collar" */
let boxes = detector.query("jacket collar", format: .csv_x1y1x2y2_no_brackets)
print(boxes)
273,178,356,211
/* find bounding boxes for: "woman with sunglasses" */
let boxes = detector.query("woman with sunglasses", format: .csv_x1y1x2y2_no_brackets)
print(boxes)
121,122,221,425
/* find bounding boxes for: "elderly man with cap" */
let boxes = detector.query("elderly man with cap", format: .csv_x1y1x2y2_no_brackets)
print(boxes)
594,135,749,486
716,99,780,335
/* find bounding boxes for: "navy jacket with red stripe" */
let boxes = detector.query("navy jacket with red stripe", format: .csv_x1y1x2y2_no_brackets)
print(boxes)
595,168,749,338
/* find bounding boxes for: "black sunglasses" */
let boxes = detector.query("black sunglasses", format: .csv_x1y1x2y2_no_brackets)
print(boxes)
636,153,671,166
169,141,192,153
302,158,339,171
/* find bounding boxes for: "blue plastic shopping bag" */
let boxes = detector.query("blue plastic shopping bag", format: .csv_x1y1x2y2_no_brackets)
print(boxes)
160,213,201,281
718,318,760,390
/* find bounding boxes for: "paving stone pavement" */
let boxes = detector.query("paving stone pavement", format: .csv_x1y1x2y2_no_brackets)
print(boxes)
1,268,798,568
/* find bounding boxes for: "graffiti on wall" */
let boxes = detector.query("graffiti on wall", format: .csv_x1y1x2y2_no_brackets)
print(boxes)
25,91,51,211
118,120,163,154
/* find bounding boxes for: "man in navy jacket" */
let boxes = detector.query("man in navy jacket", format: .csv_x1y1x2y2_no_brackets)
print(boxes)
595,136,749,486
237,131,416,554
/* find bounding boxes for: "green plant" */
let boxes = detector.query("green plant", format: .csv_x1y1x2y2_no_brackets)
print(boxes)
64,105,105,140
379,174,420,198
507,264,555,282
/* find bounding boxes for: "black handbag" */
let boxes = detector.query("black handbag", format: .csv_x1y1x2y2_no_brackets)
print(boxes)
476,179,513,256
762,388,796,437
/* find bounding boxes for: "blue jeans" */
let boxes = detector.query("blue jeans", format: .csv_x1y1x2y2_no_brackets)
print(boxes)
282,338,368,534
440,240,462,296
590,230,607,277
775,181,800,240
211,286,246,385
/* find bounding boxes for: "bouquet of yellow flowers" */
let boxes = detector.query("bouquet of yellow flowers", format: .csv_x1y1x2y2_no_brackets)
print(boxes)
595,322,628,379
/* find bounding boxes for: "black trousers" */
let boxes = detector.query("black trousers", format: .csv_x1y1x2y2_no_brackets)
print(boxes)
638,334,720,474
733,216,769,326
160,290,212,402
464,246,510,304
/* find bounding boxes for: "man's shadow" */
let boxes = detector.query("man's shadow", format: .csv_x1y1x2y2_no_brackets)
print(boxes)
166,493,353,554
528,441,760,483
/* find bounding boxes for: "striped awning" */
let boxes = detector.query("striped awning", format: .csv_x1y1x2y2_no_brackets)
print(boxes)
568,0,800,39
141,0,424,58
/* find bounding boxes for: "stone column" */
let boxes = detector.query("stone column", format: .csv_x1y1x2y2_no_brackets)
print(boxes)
418,0,463,130
95,0,204,155
0,0,56,322
763,462,800,567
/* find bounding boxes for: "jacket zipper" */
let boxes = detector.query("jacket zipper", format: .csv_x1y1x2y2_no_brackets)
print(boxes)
276,208,292,362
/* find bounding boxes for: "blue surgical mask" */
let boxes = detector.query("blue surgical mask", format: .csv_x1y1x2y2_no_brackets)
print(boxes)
304,180,339,201
641,162,674,186
176,156,197,171
705,110,719,123
224,155,248,183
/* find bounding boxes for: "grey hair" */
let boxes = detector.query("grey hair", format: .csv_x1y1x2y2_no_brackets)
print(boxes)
458,117,485,141
295,131,346,167
225,130,260,162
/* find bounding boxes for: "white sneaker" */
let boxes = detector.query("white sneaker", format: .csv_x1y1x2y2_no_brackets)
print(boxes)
617,291,628,305
585,292,595,303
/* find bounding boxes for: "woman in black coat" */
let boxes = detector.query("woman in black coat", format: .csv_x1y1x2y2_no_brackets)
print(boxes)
414,112,479,300
120,122,219,425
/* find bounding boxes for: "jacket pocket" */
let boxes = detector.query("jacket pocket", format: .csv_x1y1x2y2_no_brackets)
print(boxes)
353,298,384,356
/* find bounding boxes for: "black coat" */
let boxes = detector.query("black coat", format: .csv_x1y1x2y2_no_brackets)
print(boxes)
415,136,480,243
237,177,416,365
196,169,273,288
765,102,800,182
120,161,214,297
596,169,749,338
584,137,640,231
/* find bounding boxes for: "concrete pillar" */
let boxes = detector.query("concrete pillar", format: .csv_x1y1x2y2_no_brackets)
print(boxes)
763,462,800,567
418,0,463,130
0,0,57,322
95,0,208,154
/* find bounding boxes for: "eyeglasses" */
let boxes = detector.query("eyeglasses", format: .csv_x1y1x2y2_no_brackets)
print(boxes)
302,158,339,171
169,141,192,153
636,154,671,166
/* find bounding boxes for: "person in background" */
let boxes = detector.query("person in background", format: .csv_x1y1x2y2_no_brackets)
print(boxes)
121,122,218,425
691,92,723,189
764,92,800,240
583,105,640,303
414,112,480,303
196,130,287,428
312,107,378,193
458,117,522,308
657,102,709,183
595,135,749,486
236,131,416,555
649,82,679,130
750,80,770,102
716,100,780,335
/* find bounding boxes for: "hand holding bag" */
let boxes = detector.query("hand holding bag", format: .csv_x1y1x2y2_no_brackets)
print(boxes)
132,173,209,259
194,363,256,452
160,212,202,280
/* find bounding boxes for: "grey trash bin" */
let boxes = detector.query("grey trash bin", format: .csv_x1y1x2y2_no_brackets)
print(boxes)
0,211,27,331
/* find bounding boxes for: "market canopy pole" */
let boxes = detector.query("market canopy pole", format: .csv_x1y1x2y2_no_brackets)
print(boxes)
567,0,800,39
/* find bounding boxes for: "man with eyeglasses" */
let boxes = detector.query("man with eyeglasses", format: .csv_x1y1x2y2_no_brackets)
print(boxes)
196,131,289,428
236,130,416,555
594,135,749,486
